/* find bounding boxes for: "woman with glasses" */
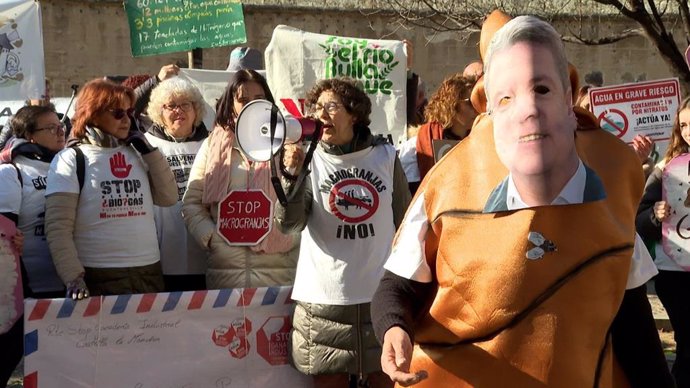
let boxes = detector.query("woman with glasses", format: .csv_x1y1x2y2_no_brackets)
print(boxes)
44,79,177,300
183,69,299,290
0,106,66,299
276,77,410,388
143,77,208,291
0,105,66,387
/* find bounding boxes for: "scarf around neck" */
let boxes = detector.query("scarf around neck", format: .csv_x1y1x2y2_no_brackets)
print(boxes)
79,126,125,148
0,137,59,164
202,124,294,254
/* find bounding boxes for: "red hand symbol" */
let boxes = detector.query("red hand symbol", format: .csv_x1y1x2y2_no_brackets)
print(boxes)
109,152,132,178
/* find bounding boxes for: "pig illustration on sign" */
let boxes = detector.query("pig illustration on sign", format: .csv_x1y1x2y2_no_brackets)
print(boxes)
0,16,23,84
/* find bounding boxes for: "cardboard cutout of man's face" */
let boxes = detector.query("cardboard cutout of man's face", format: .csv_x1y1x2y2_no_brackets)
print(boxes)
481,41,605,212
488,42,577,181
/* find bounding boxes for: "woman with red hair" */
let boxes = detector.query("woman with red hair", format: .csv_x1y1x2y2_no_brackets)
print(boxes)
44,79,177,300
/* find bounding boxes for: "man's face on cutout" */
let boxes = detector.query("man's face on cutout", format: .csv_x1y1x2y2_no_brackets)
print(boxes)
487,41,577,180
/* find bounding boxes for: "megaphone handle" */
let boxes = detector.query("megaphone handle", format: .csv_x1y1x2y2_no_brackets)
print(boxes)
271,175,288,207
268,152,288,207
267,104,291,206
285,124,321,203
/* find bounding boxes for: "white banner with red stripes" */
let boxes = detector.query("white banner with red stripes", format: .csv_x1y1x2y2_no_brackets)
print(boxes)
23,287,313,388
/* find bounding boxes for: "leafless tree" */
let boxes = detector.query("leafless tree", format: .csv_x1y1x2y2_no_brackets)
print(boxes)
378,0,690,91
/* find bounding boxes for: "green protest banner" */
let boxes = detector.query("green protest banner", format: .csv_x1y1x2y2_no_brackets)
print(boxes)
124,0,247,57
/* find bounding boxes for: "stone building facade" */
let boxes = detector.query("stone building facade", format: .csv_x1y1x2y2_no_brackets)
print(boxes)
41,0,678,99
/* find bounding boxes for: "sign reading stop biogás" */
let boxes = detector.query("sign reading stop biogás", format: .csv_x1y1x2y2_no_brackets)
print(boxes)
217,190,273,246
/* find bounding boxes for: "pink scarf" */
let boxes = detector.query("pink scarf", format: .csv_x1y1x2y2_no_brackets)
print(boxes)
202,125,295,254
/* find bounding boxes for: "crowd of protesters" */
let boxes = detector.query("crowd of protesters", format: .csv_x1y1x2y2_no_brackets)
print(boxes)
0,13,688,388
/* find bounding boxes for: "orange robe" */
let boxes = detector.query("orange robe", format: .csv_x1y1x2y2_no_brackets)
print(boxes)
406,110,643,387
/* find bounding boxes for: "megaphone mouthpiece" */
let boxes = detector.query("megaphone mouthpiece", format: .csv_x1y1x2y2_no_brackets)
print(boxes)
283,115,322,144
235,100,323,162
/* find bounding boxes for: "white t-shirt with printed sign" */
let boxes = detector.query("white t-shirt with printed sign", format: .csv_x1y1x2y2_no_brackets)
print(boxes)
292,144,397,305
0,157,63,292
145,133,206,275
46,145,160,268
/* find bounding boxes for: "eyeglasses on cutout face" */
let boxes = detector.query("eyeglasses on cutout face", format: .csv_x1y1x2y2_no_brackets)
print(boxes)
34,122,66,135
163,102,193,112
108,108,135,120
306,101,343,116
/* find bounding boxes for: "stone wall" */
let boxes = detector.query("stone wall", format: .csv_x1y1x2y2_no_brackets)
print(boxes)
41,1,680,99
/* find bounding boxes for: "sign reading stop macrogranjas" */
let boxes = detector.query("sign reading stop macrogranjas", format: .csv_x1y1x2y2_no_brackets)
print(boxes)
217,189,273,246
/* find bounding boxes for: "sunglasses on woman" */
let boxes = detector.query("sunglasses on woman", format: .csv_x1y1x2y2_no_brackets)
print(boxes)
108,108,135,120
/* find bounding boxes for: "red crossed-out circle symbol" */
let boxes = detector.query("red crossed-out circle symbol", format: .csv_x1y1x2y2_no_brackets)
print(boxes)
597,108,628,138
328,178,379,223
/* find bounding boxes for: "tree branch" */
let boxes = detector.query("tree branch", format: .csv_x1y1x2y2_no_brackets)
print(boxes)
562,28,644,45
591,0,642,21
376,0,690,94
677,0,690,45
647,0,669,38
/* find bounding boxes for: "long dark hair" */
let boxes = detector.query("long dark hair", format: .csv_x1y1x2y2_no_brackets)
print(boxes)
214,69,274,130
664,95,690,163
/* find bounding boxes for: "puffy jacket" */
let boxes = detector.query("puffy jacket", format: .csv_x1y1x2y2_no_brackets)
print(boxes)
182,139,299,289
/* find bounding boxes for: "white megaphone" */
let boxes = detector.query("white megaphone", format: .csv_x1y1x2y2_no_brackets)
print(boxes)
236,99,321,162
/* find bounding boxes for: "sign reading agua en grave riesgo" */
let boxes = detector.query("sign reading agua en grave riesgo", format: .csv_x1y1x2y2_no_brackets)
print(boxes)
124,0,247,57
588,78,680,162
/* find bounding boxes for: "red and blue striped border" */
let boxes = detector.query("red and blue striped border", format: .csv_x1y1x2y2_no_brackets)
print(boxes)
23,286,293,384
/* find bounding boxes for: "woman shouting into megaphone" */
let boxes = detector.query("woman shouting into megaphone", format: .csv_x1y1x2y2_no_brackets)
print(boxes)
275,77,411,388
182,69,299,290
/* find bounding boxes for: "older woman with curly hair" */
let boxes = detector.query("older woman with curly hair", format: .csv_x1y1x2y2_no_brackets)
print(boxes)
415,73,478,181
277,77,410,388
144,77,209,291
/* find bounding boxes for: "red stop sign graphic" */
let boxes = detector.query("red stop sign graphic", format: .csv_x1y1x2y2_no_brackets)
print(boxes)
257,316,291,366
217,190,273,246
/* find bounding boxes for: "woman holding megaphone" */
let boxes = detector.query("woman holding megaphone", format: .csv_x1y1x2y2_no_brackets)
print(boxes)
182,69,299,290
276,77,411,388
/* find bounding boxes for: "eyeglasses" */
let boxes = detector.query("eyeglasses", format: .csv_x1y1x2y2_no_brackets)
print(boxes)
163,102,193,112
108,108,135,120
306,101,343,116
457,98,473,109
35,123,66,135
